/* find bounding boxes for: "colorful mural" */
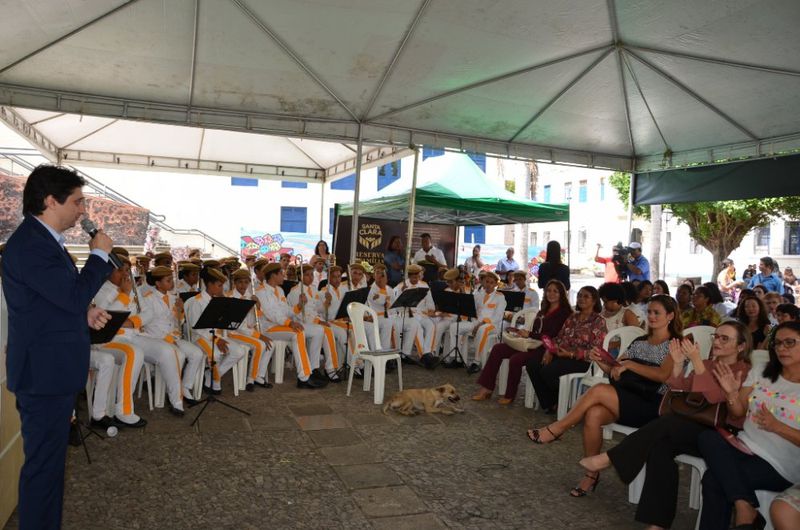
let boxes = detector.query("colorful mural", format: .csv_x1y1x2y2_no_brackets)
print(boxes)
240,229,322,263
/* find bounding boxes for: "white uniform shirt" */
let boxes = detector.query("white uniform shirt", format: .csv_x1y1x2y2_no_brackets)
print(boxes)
227,288,259,337
185,290,216,341
96,281,152,338
287,283,324,324
254,283,293,327
474,289,507,327
140,289,181,341
323,283,350,321
176,278,199,294
413,246,447,267
511,285,540,311
393,279,435,317
367,283,395,317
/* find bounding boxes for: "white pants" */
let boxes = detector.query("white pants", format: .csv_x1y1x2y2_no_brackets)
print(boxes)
329,321,351,365
194,335,247,391
101,339,145,423
174,338,204,395
88,348,116,420
130,334,185,409
432,315,456,356
263,324,320,382
449,320,498,365
391,316,421,357
410,314,435,356
228,332,274,384
301,322,340,374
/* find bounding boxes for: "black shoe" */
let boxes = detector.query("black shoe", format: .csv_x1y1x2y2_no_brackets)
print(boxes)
90,416,115,429
327,372,343,383
310,370,329,387
444,359,464,369
466,363,481,375
297,378,323,389
245,383,255,392
183,396,199,407
167,402,185,418
733,513,767,530
68,422,81,447
421,353,436,370
203,385,222,395
385,360,397,372
254,380,273,389
115,417,147,428
401,355,422,366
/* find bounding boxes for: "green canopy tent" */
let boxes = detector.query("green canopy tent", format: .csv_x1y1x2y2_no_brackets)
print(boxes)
336,153,569,267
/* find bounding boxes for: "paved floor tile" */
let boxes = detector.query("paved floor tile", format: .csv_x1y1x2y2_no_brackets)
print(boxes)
351,485,428,517
295,414,350,431
369,513,446,530
320,444,384,467
333,463,404,490
306,428,362,447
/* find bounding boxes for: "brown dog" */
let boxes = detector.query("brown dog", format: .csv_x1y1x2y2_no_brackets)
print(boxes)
382,384,464,416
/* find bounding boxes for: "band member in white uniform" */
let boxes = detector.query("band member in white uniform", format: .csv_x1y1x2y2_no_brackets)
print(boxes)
366,265,404,353
287,264,341,382
511,270,540,311
449,271,506,374
322,265,351,360
226,268,274,391
176,262,201,293
140,266,205,405
184,267,247,395
393,264,437,367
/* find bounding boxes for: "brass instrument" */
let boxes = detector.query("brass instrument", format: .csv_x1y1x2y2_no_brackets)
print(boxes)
128,266,142,313
247,264,263,335
297,254,306,320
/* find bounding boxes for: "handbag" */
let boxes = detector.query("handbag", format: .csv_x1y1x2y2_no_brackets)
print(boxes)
502,333,542,352
610,359,662,398
659,390,728,428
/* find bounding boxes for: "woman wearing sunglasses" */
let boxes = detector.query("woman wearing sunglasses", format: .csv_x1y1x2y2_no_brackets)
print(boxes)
695,321,800,530
579,321,753,529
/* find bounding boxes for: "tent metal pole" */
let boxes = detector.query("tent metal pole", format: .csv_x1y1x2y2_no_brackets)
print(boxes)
627,173,635,242
349,125,364,263
567,204,571,268
319,181,325,241
404,147,421,275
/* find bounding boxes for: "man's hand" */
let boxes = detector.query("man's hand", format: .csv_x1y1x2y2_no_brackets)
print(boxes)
89,229,113,254
290,321,304,332
259,335,273,347
87,307,111,330
216,338,229,354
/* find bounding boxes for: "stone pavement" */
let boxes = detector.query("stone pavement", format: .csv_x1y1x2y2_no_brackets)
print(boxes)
4,364,699,529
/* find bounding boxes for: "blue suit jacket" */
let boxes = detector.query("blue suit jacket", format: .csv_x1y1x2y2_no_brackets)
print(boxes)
3,215,112,395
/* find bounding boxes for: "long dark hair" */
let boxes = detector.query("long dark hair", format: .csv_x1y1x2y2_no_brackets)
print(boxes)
23,165,86,216
647,295,683,339
545,240,562,265
764,321,800,382
315,240,329,256
737,296,770,330
386,235,403,253
653,280,670,296
541,279,570,314
702,282,724,304
576,286,602,313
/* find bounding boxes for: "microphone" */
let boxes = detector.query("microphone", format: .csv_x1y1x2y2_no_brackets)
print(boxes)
80,218,123,269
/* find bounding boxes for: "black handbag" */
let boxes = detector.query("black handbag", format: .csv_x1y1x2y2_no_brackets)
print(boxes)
659,390,727,428
610,359,662,399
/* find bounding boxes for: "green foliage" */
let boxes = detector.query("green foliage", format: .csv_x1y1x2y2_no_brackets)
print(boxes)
608,172,649,218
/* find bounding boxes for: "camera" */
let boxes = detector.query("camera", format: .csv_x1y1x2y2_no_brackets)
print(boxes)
611,245,630,280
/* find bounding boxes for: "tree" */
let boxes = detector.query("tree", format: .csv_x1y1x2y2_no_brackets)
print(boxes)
608,172,800,278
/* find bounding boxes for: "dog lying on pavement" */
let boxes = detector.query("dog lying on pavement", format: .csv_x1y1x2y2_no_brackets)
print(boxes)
382,384,464,415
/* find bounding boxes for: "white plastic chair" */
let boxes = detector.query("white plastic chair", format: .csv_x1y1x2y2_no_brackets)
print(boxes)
750,348,769,368
557,326,647,420
136,362,155,411
683,325,716,359
269,339,288,384
497,308,539,399
346,302,402,404
85,364,120,419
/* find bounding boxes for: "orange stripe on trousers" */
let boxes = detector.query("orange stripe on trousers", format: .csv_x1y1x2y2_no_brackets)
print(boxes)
267,326,311,377
196,338,220,382
104,342,136,415
323,327,339,369
478,325,495,357
229,332,264,380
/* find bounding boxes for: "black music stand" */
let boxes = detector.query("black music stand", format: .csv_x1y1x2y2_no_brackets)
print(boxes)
281,280,298,297
499,290,526,335
333,287,370,377
420,262,439,284
179,291,200,303
190,297,256,427
390,287,430,354
432,291,477,370
429,280,447,293
80,310,130,463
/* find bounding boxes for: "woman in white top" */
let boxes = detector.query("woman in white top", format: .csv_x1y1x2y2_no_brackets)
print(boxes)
598,283,640,333
463,244,484,278
697,321,800,530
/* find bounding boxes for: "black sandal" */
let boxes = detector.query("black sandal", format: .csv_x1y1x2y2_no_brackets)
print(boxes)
569,473,600,497
526,425,562,444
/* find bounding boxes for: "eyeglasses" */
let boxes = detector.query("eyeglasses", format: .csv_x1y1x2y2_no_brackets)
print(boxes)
774,338,799,350
711,334,735,344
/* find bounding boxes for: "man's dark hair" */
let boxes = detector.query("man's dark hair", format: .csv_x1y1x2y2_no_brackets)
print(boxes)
420,233,431,239
22,165,86,216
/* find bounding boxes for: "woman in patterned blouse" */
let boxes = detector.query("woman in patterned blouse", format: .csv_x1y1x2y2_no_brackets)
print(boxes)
527,295,682,498
526,286,607,413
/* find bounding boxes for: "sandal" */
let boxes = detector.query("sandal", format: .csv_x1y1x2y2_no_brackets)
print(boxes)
526,425,562,444
569,473,600,497
497,398,513,405
471,390,492,401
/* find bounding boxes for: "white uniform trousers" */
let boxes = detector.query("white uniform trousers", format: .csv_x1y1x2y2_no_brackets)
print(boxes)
329,321,351,365
411,315,436,356
262,324,319,382
173,338,205,397
101,339,145,423
88,348,116,420
431,315,456,356
193,335,247,391
130,334,185,409
367,318,394,352
448,320,498,366
228,332,273,384
302,322,340,374
391,316,421,357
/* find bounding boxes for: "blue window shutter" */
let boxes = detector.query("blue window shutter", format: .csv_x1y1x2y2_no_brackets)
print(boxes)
543,185,551,203
463,225,486,244
422,146,445,160
280,207,307,233
331,174,356,190
231,177,258,187
377,161,401,190
282,181,308,189
579,183,587,203
466,152,486,172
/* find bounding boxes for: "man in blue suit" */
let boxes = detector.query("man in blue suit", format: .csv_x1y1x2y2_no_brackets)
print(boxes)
3,165,115,529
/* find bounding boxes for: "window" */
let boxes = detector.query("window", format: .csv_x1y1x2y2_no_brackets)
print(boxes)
331,174,355,190
631,228,643,244
529,232,538,247
329,207,335,235
463,225,485,244
578,229,587,252
600,177,605,201
579,180,587,203
689,237,703,254
564,182,572,201
755,226,771,249
543,185,551,203
377,161,400,190
666,231,672,249
504,225,515,246
231,177,258,187
543,231,550,243
282,181,307,189
280,207,307,233
422,146,445,160
785,222,800,255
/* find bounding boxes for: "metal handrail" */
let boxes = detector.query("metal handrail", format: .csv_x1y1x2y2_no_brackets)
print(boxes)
0,151,238,255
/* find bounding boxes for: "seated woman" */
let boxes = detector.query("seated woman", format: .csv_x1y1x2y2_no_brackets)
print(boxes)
772,486,800,530
472,280,572,405
696,321,800,530
676,283,694,314
526,286,607,414
579,321,753,529
621,281,645,326
737,295,772,349
681,285,722,328
526,295,681,498
652,280,670,297
598,282,640,332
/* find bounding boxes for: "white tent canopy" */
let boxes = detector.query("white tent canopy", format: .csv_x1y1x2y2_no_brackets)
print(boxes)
0,0,798,178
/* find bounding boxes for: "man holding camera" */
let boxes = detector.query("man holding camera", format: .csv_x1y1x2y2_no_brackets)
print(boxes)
625,241,650,282
594,243,626,283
